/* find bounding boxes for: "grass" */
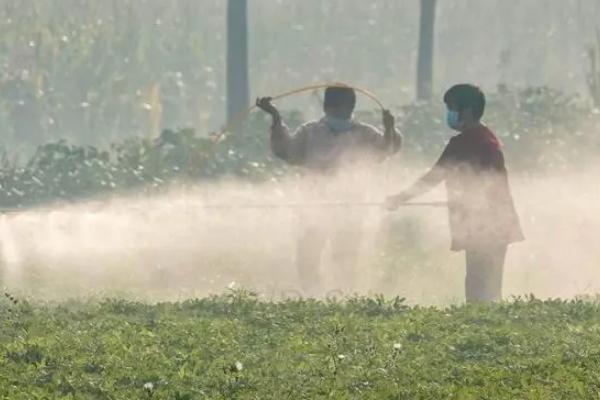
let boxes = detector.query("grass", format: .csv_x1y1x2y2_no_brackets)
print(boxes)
1,291,600,399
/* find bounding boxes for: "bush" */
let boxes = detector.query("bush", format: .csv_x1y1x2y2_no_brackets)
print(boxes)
1,87,599,210
0,111,306,209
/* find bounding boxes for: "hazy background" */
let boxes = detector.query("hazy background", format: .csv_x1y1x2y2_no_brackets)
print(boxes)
0,0,598,148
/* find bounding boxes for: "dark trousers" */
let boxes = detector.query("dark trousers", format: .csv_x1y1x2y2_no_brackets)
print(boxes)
464,245,507,303
296,225,361,296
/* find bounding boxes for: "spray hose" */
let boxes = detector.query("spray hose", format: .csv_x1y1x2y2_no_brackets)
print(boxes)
191,201,447,210
0,201,446,215
210,81,387,142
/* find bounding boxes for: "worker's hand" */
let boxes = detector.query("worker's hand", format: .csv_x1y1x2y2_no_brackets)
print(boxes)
256,97,279,117
384,192,410,211
382,109,395,132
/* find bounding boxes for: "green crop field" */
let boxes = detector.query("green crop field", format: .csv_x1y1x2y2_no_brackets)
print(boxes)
1,292,600,399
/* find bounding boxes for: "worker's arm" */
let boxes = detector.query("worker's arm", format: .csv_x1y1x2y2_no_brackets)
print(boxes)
385,141,453,209
386,166,444,208
360,110,402,157
270,122,309,165
256,97,307,165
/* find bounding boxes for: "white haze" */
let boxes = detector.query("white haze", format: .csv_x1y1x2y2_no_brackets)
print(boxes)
1,162,599,304
0,0,599,303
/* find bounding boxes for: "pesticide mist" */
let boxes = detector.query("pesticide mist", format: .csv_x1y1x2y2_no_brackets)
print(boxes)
0,0,599,304
1,160,599,304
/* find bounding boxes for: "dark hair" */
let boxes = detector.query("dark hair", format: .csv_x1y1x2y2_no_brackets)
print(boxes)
443,84,485,120
324,87,356,111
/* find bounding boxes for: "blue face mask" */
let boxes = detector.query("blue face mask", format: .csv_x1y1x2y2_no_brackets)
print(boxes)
446,110,461,130
324,115,355,133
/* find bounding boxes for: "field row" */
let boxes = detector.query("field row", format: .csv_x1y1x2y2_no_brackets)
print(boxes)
1,292,599,398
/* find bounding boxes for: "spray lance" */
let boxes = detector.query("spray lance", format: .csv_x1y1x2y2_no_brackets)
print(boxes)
0,200,446,215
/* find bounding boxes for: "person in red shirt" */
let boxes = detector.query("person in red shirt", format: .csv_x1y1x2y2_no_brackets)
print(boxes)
386,84,524,303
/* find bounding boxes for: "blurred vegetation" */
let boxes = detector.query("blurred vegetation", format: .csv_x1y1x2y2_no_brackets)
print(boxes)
0,0,598,152
0,0,226,149
0,111,305,209
0,86,599,210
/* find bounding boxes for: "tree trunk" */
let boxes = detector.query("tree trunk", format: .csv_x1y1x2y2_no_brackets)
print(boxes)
589,29,600,108
416,0,437,101
226,0,249,123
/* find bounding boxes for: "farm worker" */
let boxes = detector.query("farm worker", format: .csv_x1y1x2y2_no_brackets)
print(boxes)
256,86,402,295
386,84,524,303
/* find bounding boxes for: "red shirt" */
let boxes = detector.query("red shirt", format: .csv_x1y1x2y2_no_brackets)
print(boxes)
434,125,524,250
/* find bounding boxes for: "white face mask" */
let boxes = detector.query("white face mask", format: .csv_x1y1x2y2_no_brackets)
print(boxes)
323,115,355,133
446,110,462,130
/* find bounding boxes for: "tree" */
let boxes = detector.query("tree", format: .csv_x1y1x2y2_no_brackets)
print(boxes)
226,0,250,123
588,28,600,108
416,0,437,101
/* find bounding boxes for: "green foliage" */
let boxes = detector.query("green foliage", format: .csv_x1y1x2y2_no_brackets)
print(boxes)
1,86,599,210
0,111,304,209
1,295,600,398
0,0,595,153
0,1,227,146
